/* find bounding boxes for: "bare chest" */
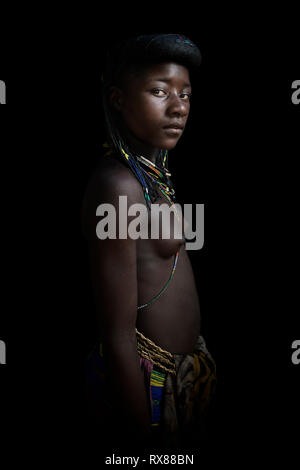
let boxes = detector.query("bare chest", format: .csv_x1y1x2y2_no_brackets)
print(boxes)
136,195,186,261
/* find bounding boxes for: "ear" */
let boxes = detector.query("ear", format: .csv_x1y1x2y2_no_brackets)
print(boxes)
109,86,123,112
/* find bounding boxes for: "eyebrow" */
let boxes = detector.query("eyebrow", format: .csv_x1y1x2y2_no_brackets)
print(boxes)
149,77,192,88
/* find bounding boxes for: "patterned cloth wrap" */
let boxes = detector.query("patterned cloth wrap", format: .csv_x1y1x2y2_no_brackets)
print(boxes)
85,330,216,447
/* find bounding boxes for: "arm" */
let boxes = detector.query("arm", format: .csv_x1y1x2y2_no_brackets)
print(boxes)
84,167,151,439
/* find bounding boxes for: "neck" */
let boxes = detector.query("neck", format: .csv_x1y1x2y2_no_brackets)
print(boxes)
119,127,160,165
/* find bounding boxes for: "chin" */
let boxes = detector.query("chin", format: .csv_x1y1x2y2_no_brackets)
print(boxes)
159,136,181,150
160,138,180,151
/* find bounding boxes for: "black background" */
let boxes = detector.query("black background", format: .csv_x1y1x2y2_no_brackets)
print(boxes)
0,11,299,467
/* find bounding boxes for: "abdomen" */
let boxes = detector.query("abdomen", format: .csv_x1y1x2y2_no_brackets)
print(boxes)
136,245,201,354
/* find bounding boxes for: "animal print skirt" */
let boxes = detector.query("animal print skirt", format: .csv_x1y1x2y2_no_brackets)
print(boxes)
139,333,217,447
85,331,216,448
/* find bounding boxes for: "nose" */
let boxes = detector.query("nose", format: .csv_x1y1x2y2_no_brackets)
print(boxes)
167,93,189,118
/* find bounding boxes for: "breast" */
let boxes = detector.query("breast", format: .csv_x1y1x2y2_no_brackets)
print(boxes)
136,195,185,260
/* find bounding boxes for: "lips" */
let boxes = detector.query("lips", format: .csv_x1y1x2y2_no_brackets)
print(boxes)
163,123,184,130
163,124,184,137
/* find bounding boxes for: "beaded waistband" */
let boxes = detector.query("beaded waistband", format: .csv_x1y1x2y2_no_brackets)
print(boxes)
135,328,176,375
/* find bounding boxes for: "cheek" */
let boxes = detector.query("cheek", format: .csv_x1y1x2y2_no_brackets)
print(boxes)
122,95,163,132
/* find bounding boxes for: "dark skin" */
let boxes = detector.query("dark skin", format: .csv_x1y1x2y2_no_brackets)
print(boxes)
82,62,201,443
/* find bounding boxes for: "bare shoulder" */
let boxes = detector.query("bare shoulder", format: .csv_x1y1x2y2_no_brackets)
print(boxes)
81,155,145,239
87,155,144,203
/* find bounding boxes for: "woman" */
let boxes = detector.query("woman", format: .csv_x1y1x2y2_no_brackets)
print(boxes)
82,34,216,450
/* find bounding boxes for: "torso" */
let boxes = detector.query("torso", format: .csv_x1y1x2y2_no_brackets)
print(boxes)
82,154,201,354
135,195,201,354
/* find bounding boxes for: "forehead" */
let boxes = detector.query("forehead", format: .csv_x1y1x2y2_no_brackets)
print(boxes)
123,62,191,86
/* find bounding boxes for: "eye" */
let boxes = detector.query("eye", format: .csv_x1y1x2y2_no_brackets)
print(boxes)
151,88,167,97
180,92,192,101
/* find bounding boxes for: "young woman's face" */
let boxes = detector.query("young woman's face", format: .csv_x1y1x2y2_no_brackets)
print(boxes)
113,62,192,151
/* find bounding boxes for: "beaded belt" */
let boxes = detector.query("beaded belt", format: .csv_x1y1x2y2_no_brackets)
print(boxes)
135,328,176,376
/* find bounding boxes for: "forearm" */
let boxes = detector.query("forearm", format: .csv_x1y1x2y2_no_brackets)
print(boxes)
102,334,152,437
